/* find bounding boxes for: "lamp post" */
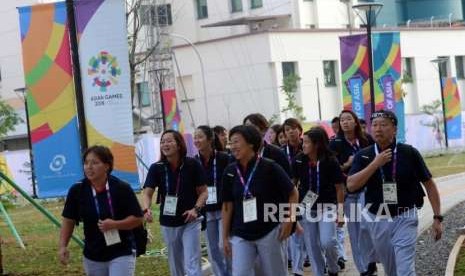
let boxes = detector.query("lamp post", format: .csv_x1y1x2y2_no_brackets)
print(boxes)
430,57,450,148
14,87,37,198
352,2,383,114
160,32,210,125
151,68,169,132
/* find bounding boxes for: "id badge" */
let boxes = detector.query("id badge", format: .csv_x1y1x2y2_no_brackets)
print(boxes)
383,182,398,204
206,187,218,205
163,195,178,216
103,229,121,246
301,190,319,209
243,197,257,223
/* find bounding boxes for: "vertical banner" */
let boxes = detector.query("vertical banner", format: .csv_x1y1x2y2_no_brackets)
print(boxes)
372,32,405,142
162,89,185,132
442,77,462,139
74,0,138,188
340,34,372,124
18,3,84,198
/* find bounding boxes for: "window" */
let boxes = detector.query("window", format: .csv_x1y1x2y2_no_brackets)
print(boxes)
438,56,450,78
231,0,242,12
136,82,151,107
456,56,465,79
196,0,208,19
323,60,337,87
139,4,172,26
282,62,296,78
251,0,262,9
402,57,414,83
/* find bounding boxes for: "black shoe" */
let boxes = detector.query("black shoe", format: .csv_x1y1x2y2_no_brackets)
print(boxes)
367,262,377,275
328,272,338,276
337,257,345,270
294,274,303,276
303,257,311,267
288,260,292,269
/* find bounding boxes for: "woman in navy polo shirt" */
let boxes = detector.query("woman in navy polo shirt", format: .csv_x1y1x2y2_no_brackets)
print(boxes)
143,130,208,276
293,127,345,276
222,125,298,276
59,145,143,276
194,125,231,276
329,109,376,275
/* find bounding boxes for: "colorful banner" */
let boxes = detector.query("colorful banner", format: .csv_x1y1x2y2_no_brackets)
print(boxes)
74,0,138,188
0,150,33,195
18,3,84,198
340,34,372,125
372,32,405,142
442,77,462,139
162,89,185,132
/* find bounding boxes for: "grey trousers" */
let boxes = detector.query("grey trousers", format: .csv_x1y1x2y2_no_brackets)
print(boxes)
161,218,203,276
230,226,287,276
205,210,231,276
83,254,136,276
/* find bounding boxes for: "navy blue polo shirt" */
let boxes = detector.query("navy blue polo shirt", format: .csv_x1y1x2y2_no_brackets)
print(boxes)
222,157,294,241
349,142,431,216
292,153,344,210
282,142,303,165
62,176,143,262
262,142,292,177
195,151,231,212
143,157,207,227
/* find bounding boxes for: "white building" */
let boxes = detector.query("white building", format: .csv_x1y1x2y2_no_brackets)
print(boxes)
133,0,465,130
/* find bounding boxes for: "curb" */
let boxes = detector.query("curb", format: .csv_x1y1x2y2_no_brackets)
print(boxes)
445,235,465,276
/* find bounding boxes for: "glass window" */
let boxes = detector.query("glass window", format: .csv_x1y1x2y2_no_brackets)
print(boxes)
196,0,208,19
282,62,296,78
137,82,151,107
438,56,450,78
323,60,337,87
139,4,172,26
251,0,263,9
402,57,414,83
456,56,465,79
231,0,242,12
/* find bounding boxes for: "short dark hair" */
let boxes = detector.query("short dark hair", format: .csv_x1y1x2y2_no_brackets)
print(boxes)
83,145,114,174
213,125,227,135
229,125,262,153
359,118,367,125
196,125,224,152
331,117,340,124
160,130,187,160
371,109,398,126
243,113,269,133
283,118,303,133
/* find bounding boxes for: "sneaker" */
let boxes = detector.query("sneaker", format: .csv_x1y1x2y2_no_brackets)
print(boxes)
367,262,377,275
337,257,345,270
288,260,292,269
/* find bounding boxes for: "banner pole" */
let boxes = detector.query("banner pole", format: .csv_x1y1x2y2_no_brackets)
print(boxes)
66,0,88,152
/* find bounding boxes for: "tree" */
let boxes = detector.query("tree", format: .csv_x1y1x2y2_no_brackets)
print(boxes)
420,100,444,148
280,74,306,121
0,99,22,140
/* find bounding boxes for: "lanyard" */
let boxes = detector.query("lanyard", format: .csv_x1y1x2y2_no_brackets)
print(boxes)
91,182,114,219
164,163,182,196
236,157,261,198
286,145,292,164
346,138,360,154
196,152,217,187
259,146,265,158
308,161,320,194
374,144,397,183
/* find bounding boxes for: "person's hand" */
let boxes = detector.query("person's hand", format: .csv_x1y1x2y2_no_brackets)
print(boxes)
295,222,304,235
346,155,354,167
279,222,293,241
432,219,443,241
223,236,232,258
373,148,392,168
144,209,153,223
98,219,116,232
183,208,198,223
58,246,70,265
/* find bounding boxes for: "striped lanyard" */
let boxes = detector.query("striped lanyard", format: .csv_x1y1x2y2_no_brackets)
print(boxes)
196,152,217,187
374,144,397,183
164,163,182,196
91,182,114,219
236,157,261,199
308,161,320,194
286,145,292,164
346,138,360,154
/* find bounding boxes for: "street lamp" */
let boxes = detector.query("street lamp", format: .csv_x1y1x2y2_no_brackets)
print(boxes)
352,2,383,114
152,68,170,132
160,32,210,125
430,57,450,148
13,87,37,198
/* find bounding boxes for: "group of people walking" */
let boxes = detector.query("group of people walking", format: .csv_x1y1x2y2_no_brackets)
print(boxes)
58,109,443,276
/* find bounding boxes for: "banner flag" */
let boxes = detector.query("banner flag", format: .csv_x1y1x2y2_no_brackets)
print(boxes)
162,89,185,132
442,77,462,139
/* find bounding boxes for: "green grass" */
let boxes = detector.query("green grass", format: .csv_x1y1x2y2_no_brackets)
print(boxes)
455,240,465,275
0,152,464,275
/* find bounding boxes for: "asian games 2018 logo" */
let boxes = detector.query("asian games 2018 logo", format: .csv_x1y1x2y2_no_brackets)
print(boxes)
88,51,121,92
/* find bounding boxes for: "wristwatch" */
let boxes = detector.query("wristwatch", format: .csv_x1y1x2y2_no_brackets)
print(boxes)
433,215,444,222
